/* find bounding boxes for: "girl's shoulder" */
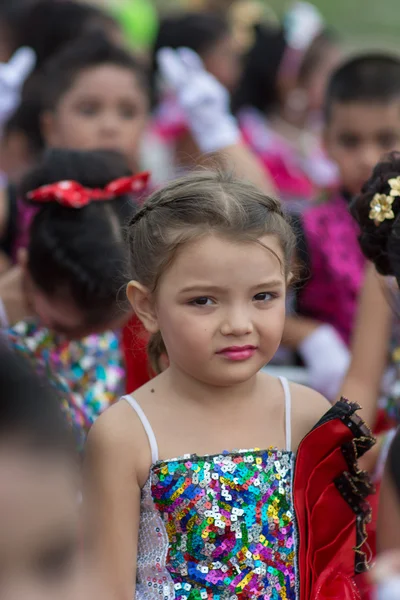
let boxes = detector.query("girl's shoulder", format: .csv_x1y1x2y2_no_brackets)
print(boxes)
286,381,331,450
89,397,146,453
87,391,155,485
260,374,330,450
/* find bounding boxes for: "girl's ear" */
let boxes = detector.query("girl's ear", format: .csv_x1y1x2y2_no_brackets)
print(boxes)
126,280,159,334
287,271,294,286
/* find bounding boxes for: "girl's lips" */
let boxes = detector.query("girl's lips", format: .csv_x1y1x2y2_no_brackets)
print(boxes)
217,346,257,361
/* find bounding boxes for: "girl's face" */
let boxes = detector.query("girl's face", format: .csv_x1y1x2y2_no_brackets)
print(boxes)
202,34,242,93
0,447,86,600
305,43,341,114
138,233,287,387
22,266,127,339
42,64,149,169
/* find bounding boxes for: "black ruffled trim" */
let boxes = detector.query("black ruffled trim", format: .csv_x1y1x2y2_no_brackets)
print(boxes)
329,398,376,574
312,398,374,439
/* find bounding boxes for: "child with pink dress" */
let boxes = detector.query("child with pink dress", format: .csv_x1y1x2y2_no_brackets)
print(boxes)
288,54,400,400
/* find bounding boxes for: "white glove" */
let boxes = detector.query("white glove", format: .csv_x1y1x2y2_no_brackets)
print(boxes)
0,47,36,127
373,551,400,600
299,324,350,401
157,47,240,153
377,578,400,600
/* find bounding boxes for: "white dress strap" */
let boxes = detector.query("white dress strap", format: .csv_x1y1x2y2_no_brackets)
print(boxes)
0,298,9,329
121,395,159,464
278,377,292,452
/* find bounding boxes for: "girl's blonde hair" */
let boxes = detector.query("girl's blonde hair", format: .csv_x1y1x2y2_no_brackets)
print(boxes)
128,170,296,373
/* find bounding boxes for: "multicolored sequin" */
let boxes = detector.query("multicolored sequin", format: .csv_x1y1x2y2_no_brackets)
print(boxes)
6,319,125,445
137,448,297,599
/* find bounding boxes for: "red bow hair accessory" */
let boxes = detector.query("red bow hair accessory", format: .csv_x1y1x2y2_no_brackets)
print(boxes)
27,171,150,208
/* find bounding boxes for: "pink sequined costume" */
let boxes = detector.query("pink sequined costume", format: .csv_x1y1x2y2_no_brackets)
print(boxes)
298,192,366,345
238,107,338,209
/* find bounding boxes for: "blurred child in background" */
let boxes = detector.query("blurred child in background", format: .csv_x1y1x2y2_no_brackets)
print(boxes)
0,148,149,437
0,340,90,600
233,1,341,207
0,0,126,266
38,34,149,172
9,34,150,258
348,151,400,599
0,0,124,183
283,54,400,400
150,11,243,178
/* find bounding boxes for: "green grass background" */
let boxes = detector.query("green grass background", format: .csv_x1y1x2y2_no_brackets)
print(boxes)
267,0,399,50
156,0,400,51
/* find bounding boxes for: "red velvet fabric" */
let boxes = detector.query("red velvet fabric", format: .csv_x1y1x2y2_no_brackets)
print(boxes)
293,403,374,600
122,315,152,393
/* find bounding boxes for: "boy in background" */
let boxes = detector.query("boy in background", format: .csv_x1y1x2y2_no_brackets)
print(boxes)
283,54,400,399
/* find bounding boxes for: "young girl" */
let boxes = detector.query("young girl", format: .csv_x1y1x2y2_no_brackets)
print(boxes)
150,11,276,193
150,11,242,178
0,341,90,600
87,170,374,600
10,32,150,253
38,32,149,173
349,151,400,434
0,0,122,179
233,2,340,207
0,147,149,437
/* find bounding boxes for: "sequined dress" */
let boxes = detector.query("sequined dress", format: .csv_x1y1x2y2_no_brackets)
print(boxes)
123,377,298,600
6,319,125,447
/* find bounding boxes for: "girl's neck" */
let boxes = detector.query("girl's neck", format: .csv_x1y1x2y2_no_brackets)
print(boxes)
269,112,317,157
163,363,261,411
269,113,307,142
0,265,30,327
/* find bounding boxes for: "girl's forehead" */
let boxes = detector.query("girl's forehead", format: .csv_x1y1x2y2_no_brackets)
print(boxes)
66,64,148,100
161,233,285,284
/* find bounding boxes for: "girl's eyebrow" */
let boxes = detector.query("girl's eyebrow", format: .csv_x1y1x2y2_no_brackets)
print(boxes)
179,284,224,294
179,280,284,294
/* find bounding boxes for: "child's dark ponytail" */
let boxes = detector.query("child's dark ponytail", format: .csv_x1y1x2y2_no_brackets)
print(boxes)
20,148,138,328
351,151,400,285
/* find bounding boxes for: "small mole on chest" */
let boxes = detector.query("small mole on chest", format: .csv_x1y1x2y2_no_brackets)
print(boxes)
151,389,155,394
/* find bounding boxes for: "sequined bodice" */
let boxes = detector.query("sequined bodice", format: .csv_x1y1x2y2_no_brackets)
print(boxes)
136,448,297,600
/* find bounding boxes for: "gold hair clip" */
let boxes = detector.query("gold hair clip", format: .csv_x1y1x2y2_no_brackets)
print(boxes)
389,176,400,197
369,193,395,225
368,175,400,225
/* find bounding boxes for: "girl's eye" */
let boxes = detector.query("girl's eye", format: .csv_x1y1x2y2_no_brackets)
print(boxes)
77,103,98,116
190,297,214,306
254,292,275,302
119,104,137,119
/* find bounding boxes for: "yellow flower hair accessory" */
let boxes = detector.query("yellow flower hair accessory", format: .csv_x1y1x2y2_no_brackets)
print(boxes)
389,176,400,197
369,193,395,225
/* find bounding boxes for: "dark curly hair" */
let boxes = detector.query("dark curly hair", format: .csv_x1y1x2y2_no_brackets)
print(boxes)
14,0,118,69
351,151,400,282
41,32,149,113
